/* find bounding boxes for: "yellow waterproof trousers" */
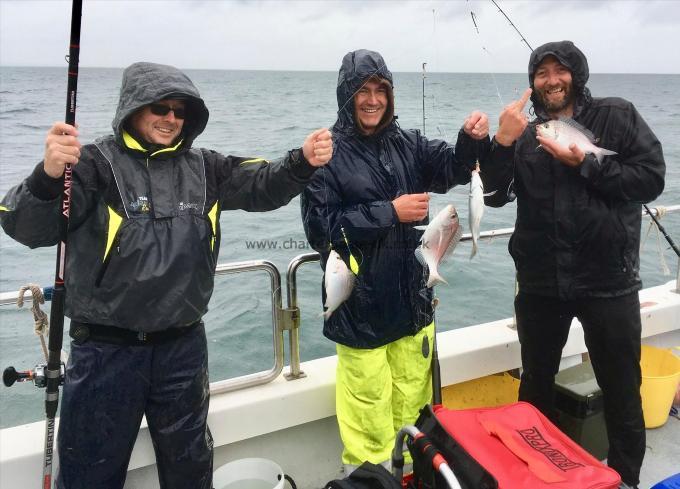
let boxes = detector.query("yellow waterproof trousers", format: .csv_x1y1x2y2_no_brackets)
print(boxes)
336,322,434,466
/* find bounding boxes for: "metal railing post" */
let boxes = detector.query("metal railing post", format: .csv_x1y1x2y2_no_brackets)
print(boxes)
209,260,285,395
284,252,321,380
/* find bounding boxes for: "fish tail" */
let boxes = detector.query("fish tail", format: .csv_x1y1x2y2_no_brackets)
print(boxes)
470,242,478,259
427,271,448,288
593,147,618,164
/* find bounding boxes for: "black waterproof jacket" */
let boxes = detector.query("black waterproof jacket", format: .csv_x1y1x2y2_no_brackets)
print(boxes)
481,41,665,299
301,50,488,348
1,62,318,332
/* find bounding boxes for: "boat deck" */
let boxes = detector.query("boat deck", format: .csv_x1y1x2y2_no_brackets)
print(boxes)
640,413,679,488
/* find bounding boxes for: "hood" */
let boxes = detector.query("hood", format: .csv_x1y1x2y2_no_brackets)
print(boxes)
333,49,395,136
528,41,591,119
112,62,209,149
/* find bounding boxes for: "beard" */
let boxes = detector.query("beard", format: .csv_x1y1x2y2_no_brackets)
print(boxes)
537,84,575,113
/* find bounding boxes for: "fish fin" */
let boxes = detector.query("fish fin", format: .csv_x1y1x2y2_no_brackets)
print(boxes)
557,117,597,143
414,246,427,267
483,190,497,197
321,308,335,320
413,225,428,231
592,147,618,164
440,225,463,263
427,272,448,288
470,241,478,259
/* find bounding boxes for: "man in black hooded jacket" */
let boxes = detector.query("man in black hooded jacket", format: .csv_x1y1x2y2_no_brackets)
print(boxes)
301,49,490,474
0,62,332,489
480,41,665,488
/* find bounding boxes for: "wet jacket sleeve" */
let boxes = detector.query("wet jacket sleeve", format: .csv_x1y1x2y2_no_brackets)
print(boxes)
478,137,517,208
206,148,318,211
419,129,491,193
0,155,98,248
301,168,397,253
578,103,665,203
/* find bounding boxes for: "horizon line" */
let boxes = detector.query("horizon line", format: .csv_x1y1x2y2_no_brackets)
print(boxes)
1,65,679,76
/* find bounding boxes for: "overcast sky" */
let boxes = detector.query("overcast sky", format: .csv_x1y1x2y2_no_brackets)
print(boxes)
1,0,678,73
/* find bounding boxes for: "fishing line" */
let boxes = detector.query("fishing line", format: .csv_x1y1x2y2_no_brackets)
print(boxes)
423,8,450,141
325,58,389,262
470,11,504,106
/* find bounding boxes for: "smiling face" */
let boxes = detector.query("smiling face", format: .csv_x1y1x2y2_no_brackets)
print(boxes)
130,98,186,146
353,79,389,135
533,55,575,118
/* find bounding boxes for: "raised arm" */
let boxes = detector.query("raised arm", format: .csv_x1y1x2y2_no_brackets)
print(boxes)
420,110,491,193
480,88,532,207
1,122,95,247
214,128,332,211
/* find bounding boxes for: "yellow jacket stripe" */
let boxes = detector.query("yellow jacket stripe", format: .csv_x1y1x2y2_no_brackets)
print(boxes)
104,206,123,260
239,158,268,166
340,226,360,275
121,130,183,155
207,202,219,251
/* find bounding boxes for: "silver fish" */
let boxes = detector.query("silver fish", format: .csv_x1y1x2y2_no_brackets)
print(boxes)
414,204,463,287
469,166,484,259
322,250,355,320
536,118,617,163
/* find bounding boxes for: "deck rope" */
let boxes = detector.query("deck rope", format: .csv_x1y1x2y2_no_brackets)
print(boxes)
17,284,49,360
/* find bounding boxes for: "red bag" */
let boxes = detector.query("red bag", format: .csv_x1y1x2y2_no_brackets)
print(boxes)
412,402,620,489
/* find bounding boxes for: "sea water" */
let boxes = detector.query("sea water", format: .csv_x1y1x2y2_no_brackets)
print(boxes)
1,67,679,428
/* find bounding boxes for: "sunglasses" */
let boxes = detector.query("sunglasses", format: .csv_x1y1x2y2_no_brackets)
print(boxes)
148,103,187,119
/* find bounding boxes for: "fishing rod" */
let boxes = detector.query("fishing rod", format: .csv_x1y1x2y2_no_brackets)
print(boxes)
431,297,442,406
644,205,680,258
489,0,533,52
422,62,427,134
43,0,82,486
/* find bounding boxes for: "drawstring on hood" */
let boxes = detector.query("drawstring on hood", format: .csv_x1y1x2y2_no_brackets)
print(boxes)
113,62,209,154
528,41,592,120
333,50,396,137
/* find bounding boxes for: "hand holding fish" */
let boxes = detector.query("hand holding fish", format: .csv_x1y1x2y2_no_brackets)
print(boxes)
463,111,489,140
303,128,333,167
44,122,82,178
495,88,532,147
392,193,430,222
535,118,617,165
536,134,585,167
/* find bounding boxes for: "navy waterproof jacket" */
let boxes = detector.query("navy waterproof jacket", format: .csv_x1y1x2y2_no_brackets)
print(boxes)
481,41,666,299
301,50,489,348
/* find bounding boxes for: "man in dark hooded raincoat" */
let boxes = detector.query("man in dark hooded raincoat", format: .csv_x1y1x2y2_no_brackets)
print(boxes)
480,41,665,489
301,49,490,474
0,62,333,489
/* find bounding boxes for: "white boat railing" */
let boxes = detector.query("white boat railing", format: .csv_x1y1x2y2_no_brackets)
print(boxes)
2,204,679,394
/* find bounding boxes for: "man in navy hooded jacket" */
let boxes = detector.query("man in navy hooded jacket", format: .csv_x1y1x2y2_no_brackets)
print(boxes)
481,41,665,489
1,62,333,489
301,49,489,474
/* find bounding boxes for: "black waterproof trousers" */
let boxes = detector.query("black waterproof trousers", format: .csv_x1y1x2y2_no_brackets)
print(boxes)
56,324,213,489
515,291,645,487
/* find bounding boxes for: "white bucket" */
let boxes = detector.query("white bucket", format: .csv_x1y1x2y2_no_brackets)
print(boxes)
213,457,286,489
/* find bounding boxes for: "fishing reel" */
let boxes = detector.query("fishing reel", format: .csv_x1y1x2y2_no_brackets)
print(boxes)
3,363,65,389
